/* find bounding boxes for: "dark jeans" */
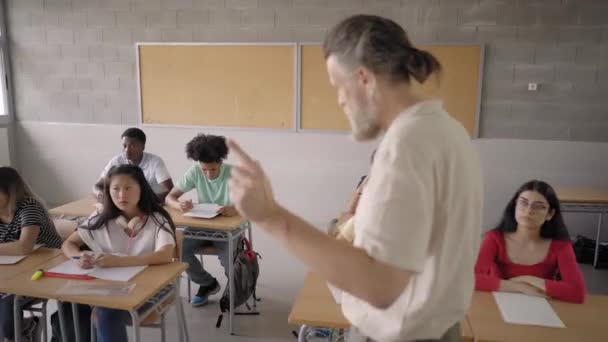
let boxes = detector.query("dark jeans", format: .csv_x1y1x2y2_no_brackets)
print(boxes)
0,295,39,340
0,294,18,340
95,307,130,342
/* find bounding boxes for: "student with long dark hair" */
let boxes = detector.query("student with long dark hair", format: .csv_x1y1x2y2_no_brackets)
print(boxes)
0,166,62,341
62,165,176,342
475,180,586,303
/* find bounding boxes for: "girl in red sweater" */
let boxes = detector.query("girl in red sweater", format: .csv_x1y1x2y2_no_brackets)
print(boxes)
475,180,586,303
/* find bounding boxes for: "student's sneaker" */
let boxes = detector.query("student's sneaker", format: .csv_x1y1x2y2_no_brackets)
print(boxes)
307,327,333,341
21,316,41,342
191,279,221,307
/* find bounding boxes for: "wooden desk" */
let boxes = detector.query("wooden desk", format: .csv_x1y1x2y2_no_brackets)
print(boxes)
168,206,246,231
556,187,608,267
49,197,247,231
0,248,62,281
0,255,189,342
288,273,349,329
49,197,251,335
289,273,474,342
556,187,608,205
467,291,608,342
49,197,97,218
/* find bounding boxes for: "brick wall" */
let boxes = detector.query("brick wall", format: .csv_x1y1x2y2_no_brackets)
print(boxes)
5,0,608,141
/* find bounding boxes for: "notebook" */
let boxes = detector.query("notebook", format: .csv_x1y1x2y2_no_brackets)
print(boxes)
183,203,222,219
47,259,147,282
0,245,43,265
493,292,565,328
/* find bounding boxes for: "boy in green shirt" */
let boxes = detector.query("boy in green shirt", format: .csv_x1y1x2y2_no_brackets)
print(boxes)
166,134,237,306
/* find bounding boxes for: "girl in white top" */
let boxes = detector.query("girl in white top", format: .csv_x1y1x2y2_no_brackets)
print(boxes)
62,164,176,342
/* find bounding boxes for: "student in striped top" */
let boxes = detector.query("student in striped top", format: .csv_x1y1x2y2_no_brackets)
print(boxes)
0,166,62,342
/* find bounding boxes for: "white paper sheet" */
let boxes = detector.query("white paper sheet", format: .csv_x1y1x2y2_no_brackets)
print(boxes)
0,255,27,265
183,203,222,219
0,245,43,265
493,292,565,328
48,260,147,282
327,283,342,305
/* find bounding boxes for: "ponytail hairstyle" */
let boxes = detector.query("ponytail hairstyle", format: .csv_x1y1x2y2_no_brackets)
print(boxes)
323,14,441,84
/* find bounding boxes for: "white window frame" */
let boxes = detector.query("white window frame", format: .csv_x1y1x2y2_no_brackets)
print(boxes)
0,0,15,126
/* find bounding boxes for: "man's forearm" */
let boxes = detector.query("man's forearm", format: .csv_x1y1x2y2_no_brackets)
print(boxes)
259,205,411,309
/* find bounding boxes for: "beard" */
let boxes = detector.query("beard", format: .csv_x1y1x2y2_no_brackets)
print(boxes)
347,90,381,141
348,109,381,141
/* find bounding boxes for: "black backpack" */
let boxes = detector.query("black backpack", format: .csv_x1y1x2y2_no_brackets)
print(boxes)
216,238,260,328
573,234,608,268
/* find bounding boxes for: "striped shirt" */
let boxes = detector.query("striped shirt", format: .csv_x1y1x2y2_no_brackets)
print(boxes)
0,197,62,249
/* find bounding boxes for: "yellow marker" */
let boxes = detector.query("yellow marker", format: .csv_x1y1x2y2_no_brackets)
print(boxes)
31,269,43,281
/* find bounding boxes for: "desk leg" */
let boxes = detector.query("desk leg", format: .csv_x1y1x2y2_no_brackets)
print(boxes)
228,231,235,335
71,303,81,342
57,301,69,342
175,279,190,342
298,325,309,342
41,301,48,342
90,312,96,342
160,313,166,342
129,310,141,342
246,222,257,310
594,212,604,268
247,221,253,248
13,295,22,342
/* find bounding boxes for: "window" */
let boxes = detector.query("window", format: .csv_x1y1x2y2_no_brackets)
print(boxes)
0,53,7,118
0,0,13,124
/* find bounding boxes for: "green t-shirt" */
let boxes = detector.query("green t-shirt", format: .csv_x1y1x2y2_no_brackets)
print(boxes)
176,163,232,206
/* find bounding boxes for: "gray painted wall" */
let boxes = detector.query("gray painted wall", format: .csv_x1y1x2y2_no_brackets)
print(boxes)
5,0,608,141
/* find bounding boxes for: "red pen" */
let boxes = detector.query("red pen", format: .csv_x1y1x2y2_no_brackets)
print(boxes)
43,272,96,280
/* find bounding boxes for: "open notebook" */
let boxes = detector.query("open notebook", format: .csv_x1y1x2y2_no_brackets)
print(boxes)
0,245,43,265
183,203,222,219
47,259,147,282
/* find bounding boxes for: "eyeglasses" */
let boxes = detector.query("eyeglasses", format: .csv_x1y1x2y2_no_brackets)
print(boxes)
516,198,549,212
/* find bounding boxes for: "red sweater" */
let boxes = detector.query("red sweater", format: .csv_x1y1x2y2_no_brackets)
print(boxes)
475,230,586,303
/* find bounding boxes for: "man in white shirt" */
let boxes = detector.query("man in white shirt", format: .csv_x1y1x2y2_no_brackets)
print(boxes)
93,128,174,202
227,15,482,342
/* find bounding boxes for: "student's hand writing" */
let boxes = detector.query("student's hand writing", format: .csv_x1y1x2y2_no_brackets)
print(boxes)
227,140,280,223
219,206,238,217
94,254,123,268
179,200,193,212
77,252,96,269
